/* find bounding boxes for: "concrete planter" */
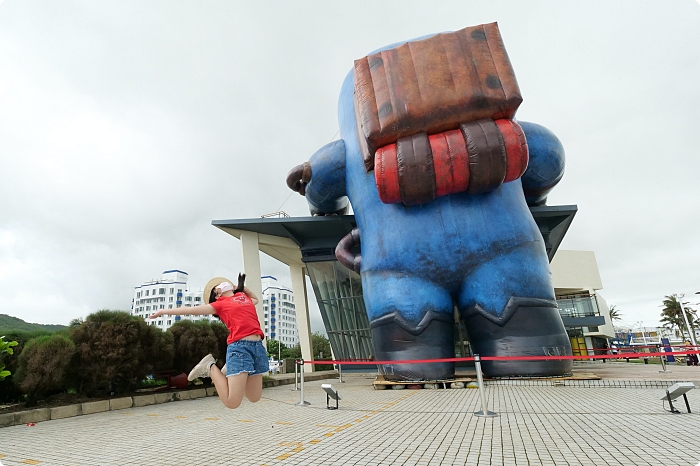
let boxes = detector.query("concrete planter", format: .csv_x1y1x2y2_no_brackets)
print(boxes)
0,371,339,428
50,405,82,420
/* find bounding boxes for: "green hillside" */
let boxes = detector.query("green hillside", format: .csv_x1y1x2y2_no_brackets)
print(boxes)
0,314,67,334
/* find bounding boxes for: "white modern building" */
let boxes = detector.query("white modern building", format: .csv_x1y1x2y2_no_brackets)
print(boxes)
550,250,615,355
131,270,214,331
262,276,299,348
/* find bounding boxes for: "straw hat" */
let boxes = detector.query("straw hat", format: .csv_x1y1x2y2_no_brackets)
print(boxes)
203,276,232,304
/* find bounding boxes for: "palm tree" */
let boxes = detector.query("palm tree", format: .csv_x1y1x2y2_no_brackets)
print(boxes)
608,305,622,321
660,294,698,341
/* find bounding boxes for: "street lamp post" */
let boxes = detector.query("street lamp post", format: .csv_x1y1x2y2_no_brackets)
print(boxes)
680,298,698,347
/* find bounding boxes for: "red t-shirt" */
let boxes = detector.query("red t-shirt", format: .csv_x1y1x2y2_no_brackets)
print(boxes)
210,293,264,344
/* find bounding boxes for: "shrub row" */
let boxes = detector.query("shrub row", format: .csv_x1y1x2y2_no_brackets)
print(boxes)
0,310,228,406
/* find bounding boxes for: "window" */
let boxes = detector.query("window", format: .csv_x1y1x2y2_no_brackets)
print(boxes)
157,320,162,325
145,290,149,296
170,288,174,294
186,296,192,302
160,305,165,309
137,291,141,298
168,304,173,309
146,306,151,311
177,304,181,308
167,320,172,325
169,297,173,302
195,297,201,302
159,288,165,295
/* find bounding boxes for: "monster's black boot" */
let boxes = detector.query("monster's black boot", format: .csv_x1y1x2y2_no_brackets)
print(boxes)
370,311,455,381
461,298,572,377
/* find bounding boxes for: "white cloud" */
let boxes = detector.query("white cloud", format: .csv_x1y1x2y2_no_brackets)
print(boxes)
45,114,122,155
0,0,697,332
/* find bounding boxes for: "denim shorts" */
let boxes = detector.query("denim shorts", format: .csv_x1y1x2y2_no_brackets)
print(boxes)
226,339,269,377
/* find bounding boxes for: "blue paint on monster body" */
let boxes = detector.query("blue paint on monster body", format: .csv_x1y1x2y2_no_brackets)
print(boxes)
295,34,573,381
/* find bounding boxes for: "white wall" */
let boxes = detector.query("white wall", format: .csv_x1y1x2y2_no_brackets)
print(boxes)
551,250,603,291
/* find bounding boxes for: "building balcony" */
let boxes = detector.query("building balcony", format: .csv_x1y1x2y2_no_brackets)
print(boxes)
556,296,606,328
176,300,182,305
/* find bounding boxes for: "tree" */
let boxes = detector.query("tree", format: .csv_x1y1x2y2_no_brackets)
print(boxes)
167,320,222,374
608,305,622,322
0,330,52,403
0,336,18,381
283,334,333,370
266,339,291,360
70,310,166,395
15,334,75,406
311,333,333,371
210,321,229,363
312,333,332,360
660,294,698,341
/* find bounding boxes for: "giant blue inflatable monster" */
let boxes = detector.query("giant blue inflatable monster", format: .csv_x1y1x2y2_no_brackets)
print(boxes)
287,23,572,381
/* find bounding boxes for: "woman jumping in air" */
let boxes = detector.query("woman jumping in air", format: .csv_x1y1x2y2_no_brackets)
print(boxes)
149,274,269,409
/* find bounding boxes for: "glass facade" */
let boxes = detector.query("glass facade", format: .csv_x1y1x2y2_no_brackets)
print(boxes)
306,261,373,360
556,295,600,318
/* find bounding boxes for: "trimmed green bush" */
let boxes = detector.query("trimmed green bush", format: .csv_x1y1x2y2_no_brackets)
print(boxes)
168,320,225,374
70,310,165,396
211,321,229,363
0,330,52,403
15,334,75,407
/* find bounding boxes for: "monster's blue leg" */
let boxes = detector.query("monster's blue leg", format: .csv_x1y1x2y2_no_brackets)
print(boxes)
363,271,455,381
457,241,573,377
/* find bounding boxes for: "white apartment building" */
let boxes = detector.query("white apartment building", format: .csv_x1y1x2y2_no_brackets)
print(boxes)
262,276,299,348
131,270,215,331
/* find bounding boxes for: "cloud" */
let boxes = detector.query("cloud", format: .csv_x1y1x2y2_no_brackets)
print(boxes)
0,0,697,333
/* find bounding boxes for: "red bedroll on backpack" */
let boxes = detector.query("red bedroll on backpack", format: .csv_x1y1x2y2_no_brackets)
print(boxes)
375,119,528,206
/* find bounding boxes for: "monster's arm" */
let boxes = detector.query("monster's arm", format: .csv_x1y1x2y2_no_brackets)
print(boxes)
519,121,566,206
286,139,349,215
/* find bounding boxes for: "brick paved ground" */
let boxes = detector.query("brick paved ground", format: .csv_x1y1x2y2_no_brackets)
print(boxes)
1,367,699,466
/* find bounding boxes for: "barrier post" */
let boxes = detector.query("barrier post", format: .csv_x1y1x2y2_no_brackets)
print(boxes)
473,355,497,418
658,345,671,373
291,358,299,391
338,362,344,383
295,359,310,406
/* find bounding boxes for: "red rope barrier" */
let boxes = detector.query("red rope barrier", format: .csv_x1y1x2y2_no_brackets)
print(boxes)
300,350,700,365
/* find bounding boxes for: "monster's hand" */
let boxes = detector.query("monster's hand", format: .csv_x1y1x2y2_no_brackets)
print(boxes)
234,273,246,293
519,121,565,207
286,162,312,196
286,140,349,216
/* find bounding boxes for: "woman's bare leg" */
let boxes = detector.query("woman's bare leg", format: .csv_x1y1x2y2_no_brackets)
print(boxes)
210,365,248,409
244,374,263,402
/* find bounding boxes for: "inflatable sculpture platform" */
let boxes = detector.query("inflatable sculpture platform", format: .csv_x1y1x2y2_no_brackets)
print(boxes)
287,23,573,381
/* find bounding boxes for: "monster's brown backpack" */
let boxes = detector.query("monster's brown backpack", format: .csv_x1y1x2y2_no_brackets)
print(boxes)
354,22,527,206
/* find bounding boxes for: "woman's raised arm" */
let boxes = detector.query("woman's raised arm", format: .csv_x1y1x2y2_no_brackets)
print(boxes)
149,304,216,320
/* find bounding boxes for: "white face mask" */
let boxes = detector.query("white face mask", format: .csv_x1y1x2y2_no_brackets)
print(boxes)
215,282,234,294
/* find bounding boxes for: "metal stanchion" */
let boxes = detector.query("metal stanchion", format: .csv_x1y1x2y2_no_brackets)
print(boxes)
291,358,299,391
295,359,310,406
338,362,344,383
658,346,671,373
473,354,497,418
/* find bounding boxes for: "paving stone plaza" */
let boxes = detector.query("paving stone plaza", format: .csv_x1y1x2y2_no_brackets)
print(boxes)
1,363,699,466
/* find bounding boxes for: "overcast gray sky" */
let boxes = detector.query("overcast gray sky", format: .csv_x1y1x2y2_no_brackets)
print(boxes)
0,1,698,333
